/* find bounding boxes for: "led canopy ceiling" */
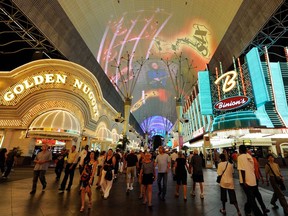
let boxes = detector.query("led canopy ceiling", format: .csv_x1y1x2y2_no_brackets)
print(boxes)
58,0,243,133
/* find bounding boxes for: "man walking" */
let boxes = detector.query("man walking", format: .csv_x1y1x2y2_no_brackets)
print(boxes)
54,148,66,181
238,145,264,216
125,149,138,193
78,145,89,175
59,145,79,192
2,147,18,179
30,144,52,194
155,146,170,200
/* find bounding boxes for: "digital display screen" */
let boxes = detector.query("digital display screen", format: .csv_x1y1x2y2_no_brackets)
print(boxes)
58,0,243,136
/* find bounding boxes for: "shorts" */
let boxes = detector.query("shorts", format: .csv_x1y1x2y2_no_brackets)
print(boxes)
192,174,204,182
126,166,136,179
142,173,154,185
220,187,237,204
176,172,187,185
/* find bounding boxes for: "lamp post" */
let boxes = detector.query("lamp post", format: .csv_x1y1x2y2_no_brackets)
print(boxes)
162,53,196,149
176,97,183,148
111,52,147,150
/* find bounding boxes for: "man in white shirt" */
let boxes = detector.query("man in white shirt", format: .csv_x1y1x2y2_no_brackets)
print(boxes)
170,150,178,180
79,145,89,175
30,144,52,194
238,145,264,216
155,146,171,200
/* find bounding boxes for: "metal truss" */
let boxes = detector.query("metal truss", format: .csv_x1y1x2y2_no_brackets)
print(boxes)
242,1,288,58
0,0,65,59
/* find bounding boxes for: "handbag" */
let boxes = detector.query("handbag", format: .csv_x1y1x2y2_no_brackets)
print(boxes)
216,162,228,183
267,163,286,191
105,169,113,181
81,173,89,181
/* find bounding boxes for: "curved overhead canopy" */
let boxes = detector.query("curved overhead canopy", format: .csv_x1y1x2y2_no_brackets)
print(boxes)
57,0,242,129
1,0,285,135
28,110,81,138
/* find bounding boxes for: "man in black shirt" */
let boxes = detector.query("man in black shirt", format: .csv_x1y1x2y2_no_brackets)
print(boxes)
113,149,122,180
125,150,138,193
2,147,18,179
54,149,66,181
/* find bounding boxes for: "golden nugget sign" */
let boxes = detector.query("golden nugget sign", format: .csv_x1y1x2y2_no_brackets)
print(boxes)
3,73,99,118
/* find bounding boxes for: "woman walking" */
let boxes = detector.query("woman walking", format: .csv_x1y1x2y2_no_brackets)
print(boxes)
100,149,116,199
217,153,241,215
174,151,189,201
139,152,155,208
80,151,97,212
265,154,288,215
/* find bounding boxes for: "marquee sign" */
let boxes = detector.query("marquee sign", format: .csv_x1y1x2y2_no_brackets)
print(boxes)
1,73,99,119
214,96,250,111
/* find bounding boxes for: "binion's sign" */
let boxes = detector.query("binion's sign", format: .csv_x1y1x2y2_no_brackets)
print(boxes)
214,96,250,111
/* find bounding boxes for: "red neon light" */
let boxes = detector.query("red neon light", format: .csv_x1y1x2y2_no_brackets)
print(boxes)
214,96,250,111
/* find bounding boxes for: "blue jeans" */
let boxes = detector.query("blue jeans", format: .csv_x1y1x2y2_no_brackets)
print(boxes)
157,172,168,197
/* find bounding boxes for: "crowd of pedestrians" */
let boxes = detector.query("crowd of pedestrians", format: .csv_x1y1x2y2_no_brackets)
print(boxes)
1,142,286,215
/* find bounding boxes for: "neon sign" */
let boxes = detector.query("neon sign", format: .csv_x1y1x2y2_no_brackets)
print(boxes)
4,74,67,101
214,71,237,93
2,73,99,118
214,96,250,111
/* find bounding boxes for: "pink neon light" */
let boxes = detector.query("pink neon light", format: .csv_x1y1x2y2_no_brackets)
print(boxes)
104,16,125,74
128,15,155,69
97,26,110,65
146,13,172,59
115,17,140,85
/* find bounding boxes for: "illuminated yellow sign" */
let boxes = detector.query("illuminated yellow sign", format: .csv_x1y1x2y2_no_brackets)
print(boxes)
214,71,237,93
4,74,67,101
2,73,99,119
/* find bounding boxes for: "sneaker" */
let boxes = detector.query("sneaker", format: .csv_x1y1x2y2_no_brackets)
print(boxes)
30,190,36,195
129,186,134,191
190,191,195,196
200,193,204,199
219,209,226,215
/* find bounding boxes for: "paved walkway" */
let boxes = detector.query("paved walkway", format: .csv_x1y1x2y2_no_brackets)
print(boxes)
0,167,287,216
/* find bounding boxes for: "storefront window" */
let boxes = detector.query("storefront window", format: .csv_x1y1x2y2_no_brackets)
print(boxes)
281,145,288,158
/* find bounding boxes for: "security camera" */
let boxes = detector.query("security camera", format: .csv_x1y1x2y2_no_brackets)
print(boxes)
179,118,189,123
115,117,125,123
115,112,125,123
129,128,135,132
